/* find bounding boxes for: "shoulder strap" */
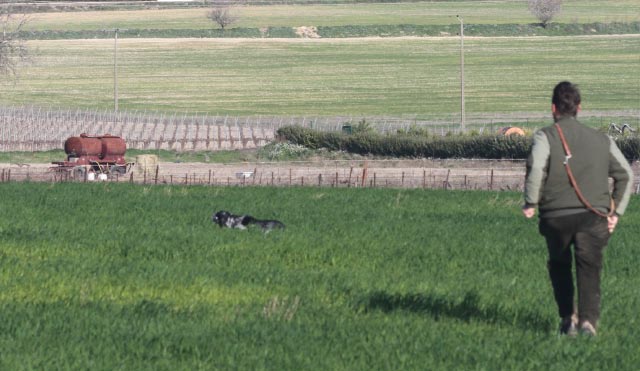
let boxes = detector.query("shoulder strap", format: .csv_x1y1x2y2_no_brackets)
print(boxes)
554,123,615,218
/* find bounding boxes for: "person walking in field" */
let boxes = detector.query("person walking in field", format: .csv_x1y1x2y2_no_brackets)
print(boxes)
522,81,633,337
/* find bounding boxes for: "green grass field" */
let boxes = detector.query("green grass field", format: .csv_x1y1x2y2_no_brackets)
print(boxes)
2,2,639,369
2,0,638,118
23,1,640,31
1,182,639,370
2,35,638,117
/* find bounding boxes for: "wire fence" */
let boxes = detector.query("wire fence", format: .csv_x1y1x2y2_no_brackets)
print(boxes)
2,105,637,153
0,161,529,191
0,106,279,152
4,160,640,193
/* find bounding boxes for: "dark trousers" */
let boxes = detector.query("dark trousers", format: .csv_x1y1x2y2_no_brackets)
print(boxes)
539,212,610,326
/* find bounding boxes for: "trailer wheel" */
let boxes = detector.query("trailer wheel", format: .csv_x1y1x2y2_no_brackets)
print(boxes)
110,165,126,175
73,166,86,179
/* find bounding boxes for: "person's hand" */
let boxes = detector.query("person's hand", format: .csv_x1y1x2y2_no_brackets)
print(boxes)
607,214,619,234
522,205,536,219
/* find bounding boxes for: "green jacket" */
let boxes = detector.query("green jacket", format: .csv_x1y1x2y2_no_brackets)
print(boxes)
524,116,633,218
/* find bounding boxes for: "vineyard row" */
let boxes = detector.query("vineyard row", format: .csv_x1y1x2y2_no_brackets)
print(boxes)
2,106,637,153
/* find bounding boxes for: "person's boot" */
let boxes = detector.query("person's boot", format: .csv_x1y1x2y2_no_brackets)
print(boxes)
559,314,578,336
579,321,597,337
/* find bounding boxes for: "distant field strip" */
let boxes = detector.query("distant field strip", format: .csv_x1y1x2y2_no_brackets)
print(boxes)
2,36,639,117
23,1,640,31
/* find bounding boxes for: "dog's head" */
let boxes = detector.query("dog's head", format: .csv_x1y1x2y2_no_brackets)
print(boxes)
212,210,231,227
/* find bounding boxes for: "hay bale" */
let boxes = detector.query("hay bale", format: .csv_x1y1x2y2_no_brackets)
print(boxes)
135,154,158,176
498,127,526,136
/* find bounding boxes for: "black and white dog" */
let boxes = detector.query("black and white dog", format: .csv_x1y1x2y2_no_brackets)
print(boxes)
212,210,285,232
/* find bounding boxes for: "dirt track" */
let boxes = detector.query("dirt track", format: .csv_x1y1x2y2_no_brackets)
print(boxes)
0,159,532,190
3,159,639,191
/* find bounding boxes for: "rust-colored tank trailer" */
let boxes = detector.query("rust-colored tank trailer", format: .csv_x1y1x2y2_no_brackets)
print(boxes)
51,134,134,179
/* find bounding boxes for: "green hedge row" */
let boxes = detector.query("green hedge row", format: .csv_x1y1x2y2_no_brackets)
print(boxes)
317,22,640,38
20,22,640,40
277,125,640,160
617,137,640,161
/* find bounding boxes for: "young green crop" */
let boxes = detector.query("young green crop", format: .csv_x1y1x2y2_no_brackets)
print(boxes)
3,36,638,117
0,182,638,370
22,1,640,31
4,0,638,118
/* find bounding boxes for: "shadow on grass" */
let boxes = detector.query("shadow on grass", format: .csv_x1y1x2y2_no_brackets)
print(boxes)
361,291,552,333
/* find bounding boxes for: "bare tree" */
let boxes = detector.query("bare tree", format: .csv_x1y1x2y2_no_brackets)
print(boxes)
1,6,31,81
207,6,238,30
528,0,563,28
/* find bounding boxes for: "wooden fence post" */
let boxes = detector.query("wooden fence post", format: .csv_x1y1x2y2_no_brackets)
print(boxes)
361,162,368,188
489,169,494,190
444,169,451,190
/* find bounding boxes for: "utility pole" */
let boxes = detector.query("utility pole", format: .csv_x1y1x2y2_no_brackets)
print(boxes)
109,28,129,112
114,28,119,112
456,15,465,131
